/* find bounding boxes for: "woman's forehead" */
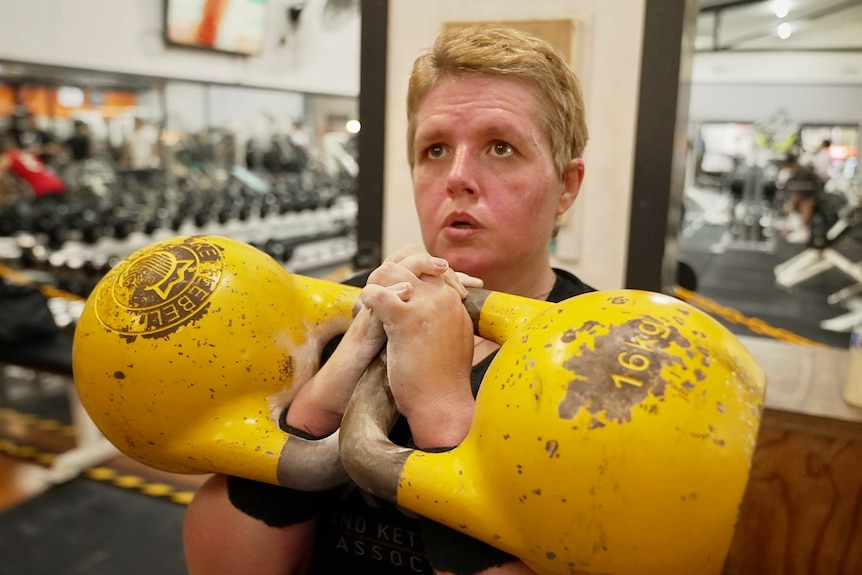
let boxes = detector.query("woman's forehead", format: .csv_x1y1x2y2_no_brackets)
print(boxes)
415,76,545,134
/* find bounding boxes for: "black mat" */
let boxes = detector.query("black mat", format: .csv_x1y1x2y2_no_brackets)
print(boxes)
0,329,74,377
0,478,187,575
679,222,862,349
1,385,73,426
1,327,75,424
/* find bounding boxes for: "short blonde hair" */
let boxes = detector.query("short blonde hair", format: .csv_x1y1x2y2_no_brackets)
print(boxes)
406,24,589,178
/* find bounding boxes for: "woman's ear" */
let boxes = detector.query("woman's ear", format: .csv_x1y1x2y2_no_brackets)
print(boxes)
557,158,585,215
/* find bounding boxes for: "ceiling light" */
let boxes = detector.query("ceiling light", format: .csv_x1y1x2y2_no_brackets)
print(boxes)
773,0,790,18
777,22,792,39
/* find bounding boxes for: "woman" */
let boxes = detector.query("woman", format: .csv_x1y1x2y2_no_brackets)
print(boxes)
184,24,594,575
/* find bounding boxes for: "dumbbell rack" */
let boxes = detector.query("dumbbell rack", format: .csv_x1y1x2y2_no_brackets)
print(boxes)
1,181,358,300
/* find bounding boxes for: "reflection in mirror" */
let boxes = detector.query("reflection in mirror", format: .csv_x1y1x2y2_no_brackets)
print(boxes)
0,65,360,311
675,0,862,349
679,71,862,349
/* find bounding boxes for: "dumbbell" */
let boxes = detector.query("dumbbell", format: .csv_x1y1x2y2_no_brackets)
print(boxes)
216,203,235,225
259,192,278,217
237,197,254,221
16,234,49,269
144,207,170,235
72,234,362,490
112,213,137,240
193,207,213,228
339,288,767,575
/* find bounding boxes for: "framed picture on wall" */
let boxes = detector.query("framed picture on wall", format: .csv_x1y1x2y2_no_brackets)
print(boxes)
164,0,268,57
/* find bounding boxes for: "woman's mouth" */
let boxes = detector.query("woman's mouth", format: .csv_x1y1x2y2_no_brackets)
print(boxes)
443,215,482,241
444,212,480,229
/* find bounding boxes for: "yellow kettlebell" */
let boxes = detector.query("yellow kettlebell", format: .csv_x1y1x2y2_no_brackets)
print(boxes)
340,289,766,575
71,234,549,490
73,235,361,489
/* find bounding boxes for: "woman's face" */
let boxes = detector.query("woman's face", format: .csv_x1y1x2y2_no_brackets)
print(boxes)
411,75,583,289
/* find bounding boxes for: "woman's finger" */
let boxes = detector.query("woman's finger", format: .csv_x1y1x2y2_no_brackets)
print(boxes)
360,282,412,325
454,272,483,290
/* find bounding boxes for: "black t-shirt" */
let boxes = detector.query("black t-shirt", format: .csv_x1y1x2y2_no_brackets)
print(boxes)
66,135,91,161
229,268,595,575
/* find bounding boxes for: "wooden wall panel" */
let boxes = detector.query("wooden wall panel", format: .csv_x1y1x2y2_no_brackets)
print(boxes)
442,19,579,67
723,410,862,575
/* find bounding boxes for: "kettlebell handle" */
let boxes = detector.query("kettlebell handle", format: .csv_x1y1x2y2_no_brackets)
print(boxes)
463,288,552,345
278,430,350,491
339,354,408,501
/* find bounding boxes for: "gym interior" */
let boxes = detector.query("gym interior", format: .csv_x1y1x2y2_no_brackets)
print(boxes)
1,1,861,573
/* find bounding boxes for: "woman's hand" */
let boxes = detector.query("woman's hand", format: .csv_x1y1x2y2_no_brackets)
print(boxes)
362,245,480,449
373,243,483,296
284,283,409,438
285,244,480,439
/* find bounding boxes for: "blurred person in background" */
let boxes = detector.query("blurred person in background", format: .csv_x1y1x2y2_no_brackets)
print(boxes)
65,119,92,162
812,138,833,188
0,133,66,205
120,116,162,185
8,108,61,166
780,152,821,244
63,119,93,190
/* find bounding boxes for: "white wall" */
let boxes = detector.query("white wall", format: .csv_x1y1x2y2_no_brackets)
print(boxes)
689,83,862,125
693,51,862,86
688,51,862,173
383,0,647,291
207,84,306,136
0,0,360,97
164,83,210,133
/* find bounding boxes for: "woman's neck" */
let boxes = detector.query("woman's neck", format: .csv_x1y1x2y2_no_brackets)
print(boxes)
483,265,556,301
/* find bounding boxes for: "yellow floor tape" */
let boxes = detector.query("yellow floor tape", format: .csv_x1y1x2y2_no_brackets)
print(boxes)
674,285,827,348
0,263,87,302
0,408,195,506
85,466,196,506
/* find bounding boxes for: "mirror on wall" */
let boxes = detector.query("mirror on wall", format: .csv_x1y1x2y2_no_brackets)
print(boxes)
674,1,862,349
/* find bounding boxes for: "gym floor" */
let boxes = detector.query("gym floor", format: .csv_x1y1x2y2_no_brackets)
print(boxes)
2,187,861,574
679,184,862,349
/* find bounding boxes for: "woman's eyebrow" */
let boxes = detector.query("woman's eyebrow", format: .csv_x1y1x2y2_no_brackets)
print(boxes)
414,127,446,144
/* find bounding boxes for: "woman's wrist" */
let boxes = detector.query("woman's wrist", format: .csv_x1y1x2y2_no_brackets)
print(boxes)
403,387,475,450
286,313,384,437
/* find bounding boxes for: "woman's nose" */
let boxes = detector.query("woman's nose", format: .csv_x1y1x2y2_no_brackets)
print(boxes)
446,149,478,196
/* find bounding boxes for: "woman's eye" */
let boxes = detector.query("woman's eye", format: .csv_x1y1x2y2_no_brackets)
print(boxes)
492,142,514,156
427,144,446,159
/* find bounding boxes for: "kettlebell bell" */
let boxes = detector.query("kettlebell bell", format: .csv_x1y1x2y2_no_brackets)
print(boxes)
340,289,766,575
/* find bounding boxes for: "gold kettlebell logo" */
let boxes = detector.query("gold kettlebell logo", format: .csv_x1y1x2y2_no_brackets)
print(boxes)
94,236,224,338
